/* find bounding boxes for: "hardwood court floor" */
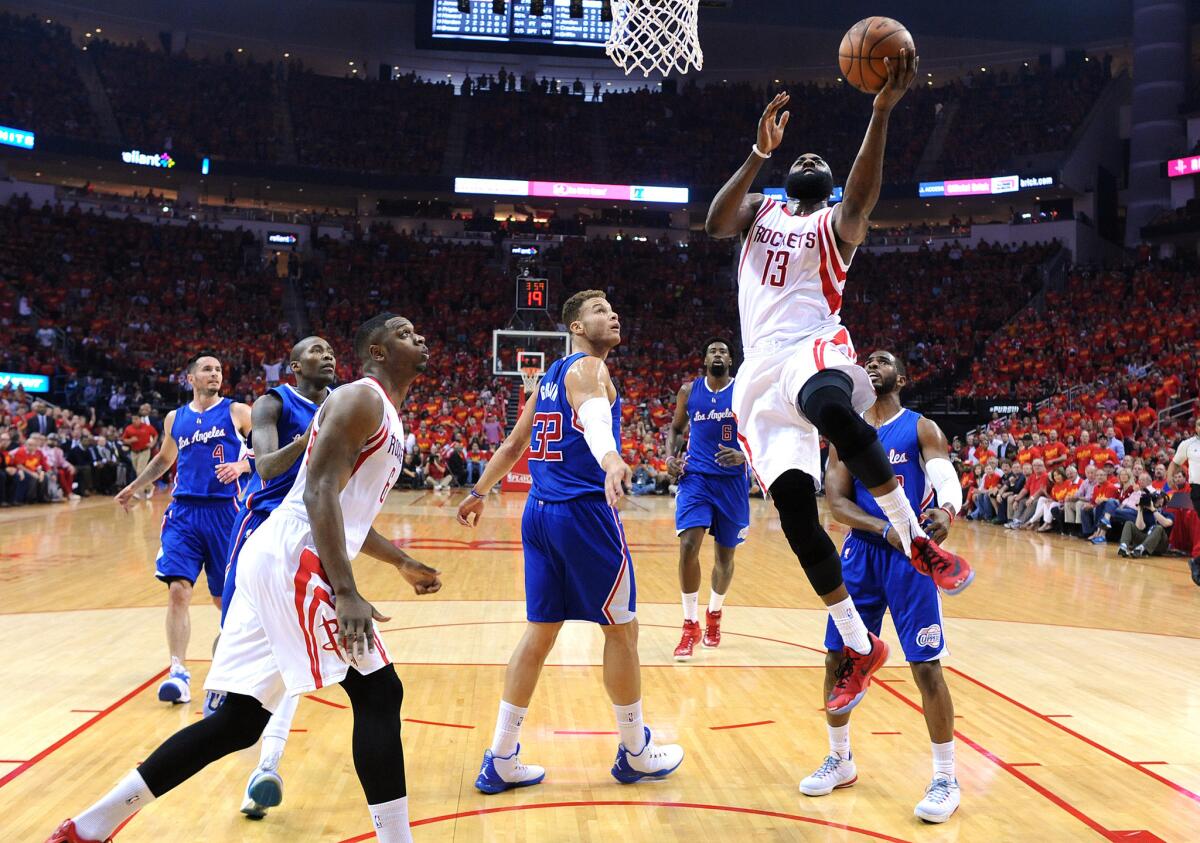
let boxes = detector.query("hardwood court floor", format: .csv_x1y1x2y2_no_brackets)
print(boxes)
1,490,1198,842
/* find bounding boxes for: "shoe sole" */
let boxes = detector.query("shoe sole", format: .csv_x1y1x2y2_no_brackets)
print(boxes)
474,771,546,795
158,684,189,704
673,651,694,661
914,803,958,823
611,753,684,784
799,775,857,797
248,775,283,809
939,566,976,596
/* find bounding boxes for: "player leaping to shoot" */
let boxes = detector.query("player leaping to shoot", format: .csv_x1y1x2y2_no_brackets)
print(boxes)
705,47,973,716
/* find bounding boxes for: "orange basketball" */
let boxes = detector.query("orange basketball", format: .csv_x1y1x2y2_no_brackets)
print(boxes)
838,17,914,94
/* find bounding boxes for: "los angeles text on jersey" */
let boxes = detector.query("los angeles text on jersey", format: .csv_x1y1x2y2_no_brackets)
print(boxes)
177,426,228,449
692,408,735,423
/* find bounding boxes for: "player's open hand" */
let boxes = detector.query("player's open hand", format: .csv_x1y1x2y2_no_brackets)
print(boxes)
757,91,791,154
873,48,918,112
114,483,139,511
602,452,632,507
335,590,390,662
666,454,687,479
715,445,746,467
920,508,951,544
398,557,442,595
457,493,484,527
215,459,249,485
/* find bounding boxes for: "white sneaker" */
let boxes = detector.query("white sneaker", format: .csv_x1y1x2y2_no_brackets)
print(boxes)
241,763,284,819
475,745,546,794
157,666,191,704
611,727,684,783
799,754,857,796
914,774,960,823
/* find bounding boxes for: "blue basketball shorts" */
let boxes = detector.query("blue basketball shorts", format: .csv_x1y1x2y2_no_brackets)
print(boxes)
824,532,947,662
674,470,751,548
220,507,271,625
154,498,238,598
522,494,636,625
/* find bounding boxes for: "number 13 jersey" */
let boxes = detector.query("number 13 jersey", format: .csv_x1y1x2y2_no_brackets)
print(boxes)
737,199,855,352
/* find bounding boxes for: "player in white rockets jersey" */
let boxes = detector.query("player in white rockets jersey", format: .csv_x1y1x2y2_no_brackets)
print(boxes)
47,314,442,843
705,48,974,717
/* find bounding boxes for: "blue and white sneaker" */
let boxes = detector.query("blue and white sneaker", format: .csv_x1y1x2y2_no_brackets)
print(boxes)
241,764,284,820
611,727,684,784
202,690,226,718
914,774,960,823
474,745,546,794
157,665,191,704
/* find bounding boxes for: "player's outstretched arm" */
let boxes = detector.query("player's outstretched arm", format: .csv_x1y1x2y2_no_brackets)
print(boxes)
826,444,905,553
115,410,179,509
303,385,389,659
705,93,788,238
918,417,959,543
565,356,630,507
833,48,918,253
456,395,537,526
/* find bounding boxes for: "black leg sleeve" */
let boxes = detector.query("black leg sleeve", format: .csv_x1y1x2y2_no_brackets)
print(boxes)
341,665,407,805
769,470,844,595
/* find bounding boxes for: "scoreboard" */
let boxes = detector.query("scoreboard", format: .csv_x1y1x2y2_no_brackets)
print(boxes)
429,0,610,50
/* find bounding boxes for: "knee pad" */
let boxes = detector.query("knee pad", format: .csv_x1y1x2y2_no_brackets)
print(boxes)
769,470,843,595
798,376,893,489
345,664,405,712
211,694,273,749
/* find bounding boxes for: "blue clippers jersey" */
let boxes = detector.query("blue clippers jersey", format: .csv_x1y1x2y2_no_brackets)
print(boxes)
172,398,244,501
685,376,743,477
529,352,621,502
852,408,933,527
241,384,321,513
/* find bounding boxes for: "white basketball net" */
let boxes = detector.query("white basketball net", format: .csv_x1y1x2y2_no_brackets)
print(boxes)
520,366,542,395
605,0,703,77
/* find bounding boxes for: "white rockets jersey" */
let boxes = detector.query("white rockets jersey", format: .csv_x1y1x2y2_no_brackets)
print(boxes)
273,376,405,561
737,199,855,351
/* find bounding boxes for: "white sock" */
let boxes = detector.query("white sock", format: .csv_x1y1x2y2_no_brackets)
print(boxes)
368,795,412,843
707,590,726,614
259,693,298,768
614,700,646,753
828,596,872,655
73,769,155,842
490,700,527,757
681,591,699,622
875,486,927,554
828,723,851,759
932,740,955,778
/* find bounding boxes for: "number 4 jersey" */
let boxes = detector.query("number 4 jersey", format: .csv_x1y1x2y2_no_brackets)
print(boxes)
528,351,622,502
736,199,855,351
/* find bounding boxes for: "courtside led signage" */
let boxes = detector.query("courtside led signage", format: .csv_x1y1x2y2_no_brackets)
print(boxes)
121,149,176,169
1167,154,1200,178
919,174,1054,197
456,177,688,204
0,125,35,150
0,372,50,392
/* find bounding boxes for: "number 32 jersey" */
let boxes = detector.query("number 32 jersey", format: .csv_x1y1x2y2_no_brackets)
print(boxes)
736,199,856,351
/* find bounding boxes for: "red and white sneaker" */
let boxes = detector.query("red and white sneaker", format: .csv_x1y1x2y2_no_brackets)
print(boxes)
673,620,700,661
701,610,722,648
45,820,110,843
826,632,889,715
910,536,975,595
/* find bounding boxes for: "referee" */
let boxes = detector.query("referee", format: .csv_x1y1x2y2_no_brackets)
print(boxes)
1169,416,1200,514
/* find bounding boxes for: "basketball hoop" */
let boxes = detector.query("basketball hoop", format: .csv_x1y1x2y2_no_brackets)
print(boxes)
605,0,703,78
520,365,542,396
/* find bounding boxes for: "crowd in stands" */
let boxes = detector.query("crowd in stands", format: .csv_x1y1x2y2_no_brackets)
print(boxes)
952,406,1200,578
91,39,278,162
0,12,96,139
0,14,1110,188
955,260,1200,404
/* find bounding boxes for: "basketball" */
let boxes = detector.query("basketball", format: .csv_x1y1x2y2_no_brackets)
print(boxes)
839,16,915,94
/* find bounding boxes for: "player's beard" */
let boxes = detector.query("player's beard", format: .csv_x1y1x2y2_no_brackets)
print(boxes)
785,169,834,202
709,362,728,378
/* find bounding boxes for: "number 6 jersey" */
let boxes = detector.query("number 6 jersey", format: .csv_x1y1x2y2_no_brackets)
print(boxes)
737,199,855,352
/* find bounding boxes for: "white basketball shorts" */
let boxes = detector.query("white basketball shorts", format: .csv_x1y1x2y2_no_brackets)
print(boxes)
732,326,875,492
205,511,390,712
